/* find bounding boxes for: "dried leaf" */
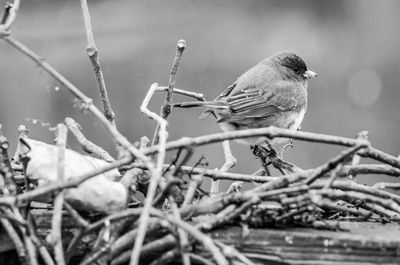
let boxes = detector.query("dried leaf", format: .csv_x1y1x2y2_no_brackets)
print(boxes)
15,138,128,214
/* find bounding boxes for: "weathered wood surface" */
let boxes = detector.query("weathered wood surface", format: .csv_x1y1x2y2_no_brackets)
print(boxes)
1,209,400,265
208,223,400,265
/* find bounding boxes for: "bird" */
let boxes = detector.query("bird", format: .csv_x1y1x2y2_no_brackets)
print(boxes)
175,51,317,149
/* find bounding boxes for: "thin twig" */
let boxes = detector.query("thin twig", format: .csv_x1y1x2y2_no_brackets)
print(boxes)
0,218,27,264
211,140,237,196
0,211,27,227
348,131,368,179
169,197,191,265
153,210,229,265
1,36,153,171
79,0,123,158
187,253,215,265
152,40,186,145
313,180,400,205
65,117,114,162
364,147,400,170
323,163,344,189
315,189,400,214
304,144,366,185
182,174,202,206
79,0,114,123
156,86,205,101
214,240,255,265
163,40,186,119
128,163,400,186
47,124,68,265
373,182,400,190
148,248,180,265
26,218,56,265
145,126,370,155
130,83,168,265
63,201,89,228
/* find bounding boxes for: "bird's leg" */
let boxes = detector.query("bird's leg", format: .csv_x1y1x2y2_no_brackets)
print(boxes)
251,145,272,175
210,140,238,196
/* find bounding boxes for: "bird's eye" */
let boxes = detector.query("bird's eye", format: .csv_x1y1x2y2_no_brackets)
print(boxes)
293,68,300,74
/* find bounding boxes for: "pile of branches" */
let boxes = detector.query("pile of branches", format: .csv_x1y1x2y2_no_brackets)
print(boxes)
1,1,400,265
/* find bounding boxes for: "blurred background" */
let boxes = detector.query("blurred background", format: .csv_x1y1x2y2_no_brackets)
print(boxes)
1,0,400,190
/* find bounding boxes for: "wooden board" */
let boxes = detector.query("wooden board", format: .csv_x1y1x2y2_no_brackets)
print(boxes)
1,209,400,265
208,223,400,265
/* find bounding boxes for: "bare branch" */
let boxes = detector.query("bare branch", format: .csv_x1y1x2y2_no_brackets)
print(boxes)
145,126,370,155
130,83,169,265
304,144,366,185
156,86,205,101
162,39,186,119
1,36,152,168
65,117,114,162
79,0,115,124
47,124,68,265
152,40,186,146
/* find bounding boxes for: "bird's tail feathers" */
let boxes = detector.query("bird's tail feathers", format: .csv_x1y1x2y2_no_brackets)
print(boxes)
173,101,228,109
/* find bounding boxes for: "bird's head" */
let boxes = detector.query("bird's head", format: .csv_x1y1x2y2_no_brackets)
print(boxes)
270,51,317,82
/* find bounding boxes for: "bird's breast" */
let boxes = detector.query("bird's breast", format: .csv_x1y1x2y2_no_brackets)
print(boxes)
287,108,306,131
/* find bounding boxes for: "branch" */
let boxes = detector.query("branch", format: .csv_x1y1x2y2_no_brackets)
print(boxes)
153,210,229,265
156,86,205,101
79,0,123,158
1,36,153,170
129,83,169,265
152,40,186,146
145,126,370,155
46,124,68,265
79,0,115,125
304,144,366,185
162,39,186,119
65,117,114,162
127,163,400,185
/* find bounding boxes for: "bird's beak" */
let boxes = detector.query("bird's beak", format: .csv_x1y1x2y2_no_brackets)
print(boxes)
303,70,318,79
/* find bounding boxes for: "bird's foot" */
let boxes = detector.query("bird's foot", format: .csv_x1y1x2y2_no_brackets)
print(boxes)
251,144,297,175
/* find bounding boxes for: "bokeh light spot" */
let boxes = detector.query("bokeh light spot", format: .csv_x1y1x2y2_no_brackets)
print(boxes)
347,69,382,106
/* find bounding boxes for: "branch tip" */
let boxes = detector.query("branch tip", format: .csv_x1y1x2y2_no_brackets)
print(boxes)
177,39,186,50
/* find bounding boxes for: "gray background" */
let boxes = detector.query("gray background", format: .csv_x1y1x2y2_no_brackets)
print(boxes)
1,0,400,189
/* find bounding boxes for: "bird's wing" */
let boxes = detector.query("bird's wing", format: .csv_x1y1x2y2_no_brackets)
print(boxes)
199,83,236,119
216,82,306,123
215,83,237,100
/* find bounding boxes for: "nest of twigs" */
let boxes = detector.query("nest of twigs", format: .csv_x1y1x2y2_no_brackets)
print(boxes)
1,1,400,265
